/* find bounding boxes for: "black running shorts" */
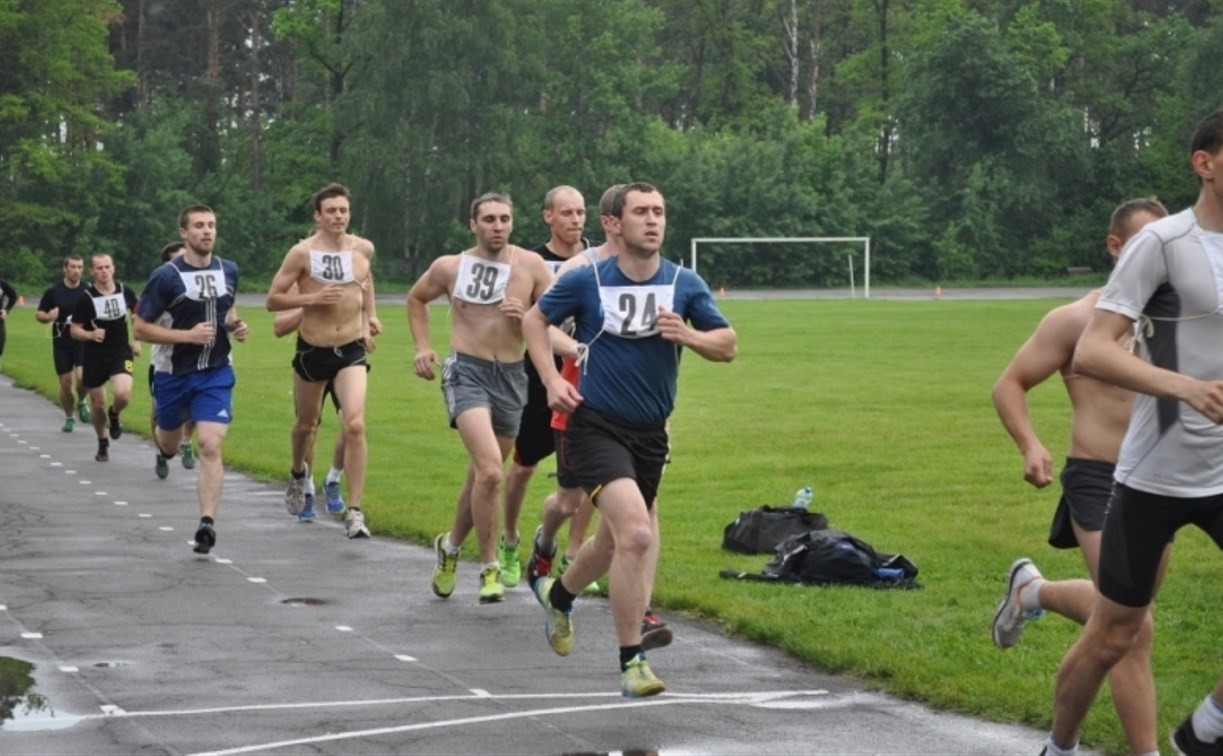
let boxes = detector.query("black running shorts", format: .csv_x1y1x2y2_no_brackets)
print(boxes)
292,336,367,383
1098,483,1223,607
82,346,133,389
565,405,668,509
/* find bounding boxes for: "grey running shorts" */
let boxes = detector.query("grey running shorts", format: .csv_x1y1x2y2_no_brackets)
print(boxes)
441,352,527,438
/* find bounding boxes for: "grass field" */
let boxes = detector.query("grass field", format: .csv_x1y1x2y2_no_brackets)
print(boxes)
3,296,1220,754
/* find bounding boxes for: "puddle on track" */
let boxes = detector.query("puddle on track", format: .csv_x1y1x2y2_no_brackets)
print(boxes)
0,655,81,732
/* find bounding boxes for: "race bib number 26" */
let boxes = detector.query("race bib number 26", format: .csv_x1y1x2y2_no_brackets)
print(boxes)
177,269,226,301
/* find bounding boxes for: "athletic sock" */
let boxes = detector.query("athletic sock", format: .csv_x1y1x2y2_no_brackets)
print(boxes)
291,467,306,479
443,539,460,556
1192,694,1223,742
1043,734,1078,755
1019,577,1045,612
304,476,316,497
503,535,518,548
200,516,214,526
549,579,576,613
482,561,499,572
619,645,644,671
326,466,343,485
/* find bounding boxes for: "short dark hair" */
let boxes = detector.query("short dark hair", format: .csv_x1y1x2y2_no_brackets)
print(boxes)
1191,110,1223,158
62,254,83,267
178,204,215,230
599,184,626,217
610,182,660,218
470,192,513,221
313,183,351,213
1109,197,1168,238
160,242,186,262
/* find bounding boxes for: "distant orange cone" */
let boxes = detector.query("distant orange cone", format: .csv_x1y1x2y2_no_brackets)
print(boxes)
17,295,24,306
718,286,726,297
934,286,942,299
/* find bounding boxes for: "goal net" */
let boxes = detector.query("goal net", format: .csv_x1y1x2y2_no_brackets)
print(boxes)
688,237,872,298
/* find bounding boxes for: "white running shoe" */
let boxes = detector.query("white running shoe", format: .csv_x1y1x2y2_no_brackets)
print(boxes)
992,557,1044,649
345,508,371,539
284,465,308,515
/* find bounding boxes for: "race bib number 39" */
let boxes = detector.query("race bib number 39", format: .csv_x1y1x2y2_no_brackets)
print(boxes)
599,285,675,338
178,269,226,301
454,254,510,304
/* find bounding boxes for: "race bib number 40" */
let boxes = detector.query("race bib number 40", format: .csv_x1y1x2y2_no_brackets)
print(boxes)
92,293,127,321
599,285,675,338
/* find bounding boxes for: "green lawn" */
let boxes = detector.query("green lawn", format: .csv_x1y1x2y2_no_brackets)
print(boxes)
4,297,1219,754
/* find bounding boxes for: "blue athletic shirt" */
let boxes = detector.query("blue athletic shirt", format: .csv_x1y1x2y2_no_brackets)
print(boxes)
137,256,239,375
538,257,729,425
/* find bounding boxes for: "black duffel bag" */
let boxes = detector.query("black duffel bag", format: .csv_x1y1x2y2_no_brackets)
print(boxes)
722,506,829,554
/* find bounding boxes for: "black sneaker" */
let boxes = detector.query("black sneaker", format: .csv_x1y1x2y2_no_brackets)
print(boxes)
107,406,122,440
95,438,109,463
641,608,673,651
525,525,555,589
193,523,216,554
1172,716,1223,756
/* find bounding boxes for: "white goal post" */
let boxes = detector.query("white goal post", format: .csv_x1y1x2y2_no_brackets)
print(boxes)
689,237,872,298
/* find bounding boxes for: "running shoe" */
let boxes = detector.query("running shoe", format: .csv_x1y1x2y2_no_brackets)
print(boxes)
498,535,522,588
62,417,74,433
344,508,370,539
620,652,665,698
431,533,458,598
180,441,195,469
155,453,169,480
107,406,122,440
284,466,308,515
525,525,555,588
992,557,1045,649
298,492,317,523
559,555,600,595
324,479,345,515
193,522,216,554
641,608,673,651
478,565,506,604
77,399,90,423
95,438,109,463
531,576,574,656
1172,714,1223,756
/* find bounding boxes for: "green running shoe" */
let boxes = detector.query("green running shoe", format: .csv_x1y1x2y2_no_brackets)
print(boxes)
77,399,90,423
478,565,505,604
532,577,574,656
180,441,196,469
155,453,169,480
498,535,522,588
621,653,665,698
431,533,458,598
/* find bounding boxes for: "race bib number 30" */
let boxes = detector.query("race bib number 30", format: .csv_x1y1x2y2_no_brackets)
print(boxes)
309,250,356,284
178,269,226,301
599,285,675,338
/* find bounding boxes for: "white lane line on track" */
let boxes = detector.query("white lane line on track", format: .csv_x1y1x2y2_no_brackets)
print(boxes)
186,693,828,756
67,689,827,722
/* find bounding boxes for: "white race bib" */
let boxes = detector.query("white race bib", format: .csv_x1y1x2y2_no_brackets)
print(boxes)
599,284,675,338
309,249,356,284
91,292,127,321
453,254,510,304
177,269,226,301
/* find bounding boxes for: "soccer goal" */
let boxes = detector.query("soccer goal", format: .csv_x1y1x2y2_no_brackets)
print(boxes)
689,237,872,298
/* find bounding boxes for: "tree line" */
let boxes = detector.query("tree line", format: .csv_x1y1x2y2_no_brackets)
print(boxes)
2,0,1220,290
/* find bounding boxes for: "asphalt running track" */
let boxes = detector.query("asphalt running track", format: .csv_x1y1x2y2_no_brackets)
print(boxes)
0,375,1049,754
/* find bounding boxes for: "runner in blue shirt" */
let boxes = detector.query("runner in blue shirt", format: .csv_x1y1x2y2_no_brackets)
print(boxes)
522,182,737,698
134,205,249,555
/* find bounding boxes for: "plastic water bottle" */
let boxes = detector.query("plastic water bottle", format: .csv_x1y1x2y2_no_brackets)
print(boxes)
793,485,813,509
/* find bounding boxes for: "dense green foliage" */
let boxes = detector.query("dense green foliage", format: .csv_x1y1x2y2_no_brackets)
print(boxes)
2,0,1221,288
6,297,1223,754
